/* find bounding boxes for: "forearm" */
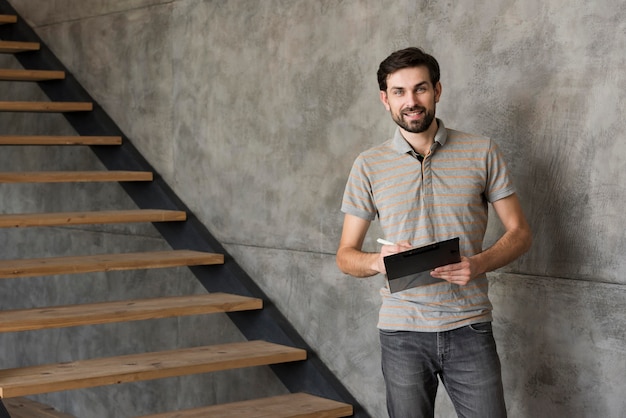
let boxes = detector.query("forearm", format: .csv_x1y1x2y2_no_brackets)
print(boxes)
471,225,532,276
336,247,381,278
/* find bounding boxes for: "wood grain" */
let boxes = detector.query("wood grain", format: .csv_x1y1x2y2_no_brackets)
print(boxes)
137,393,353,418
0,135,120,145
0,171,153,183
4,397,76,418
0,250,224,279
0,101,92,112
0,209,187,228
0,293,262,332
0,69,65,81
0,40,39,53
0,341,306,398
0,15,18,25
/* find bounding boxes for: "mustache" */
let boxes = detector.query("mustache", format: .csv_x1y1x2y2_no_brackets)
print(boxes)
402,105,426,113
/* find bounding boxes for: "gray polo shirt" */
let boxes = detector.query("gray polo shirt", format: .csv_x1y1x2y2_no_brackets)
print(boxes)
341,119,515,331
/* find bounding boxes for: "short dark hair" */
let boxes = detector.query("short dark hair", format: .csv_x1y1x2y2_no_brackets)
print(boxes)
377,47,440,91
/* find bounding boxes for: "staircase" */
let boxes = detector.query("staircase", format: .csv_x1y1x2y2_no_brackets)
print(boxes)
0,4,360,418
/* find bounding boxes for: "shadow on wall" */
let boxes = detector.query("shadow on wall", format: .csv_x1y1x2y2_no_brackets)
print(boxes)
495,273,625,418
482,52,602,415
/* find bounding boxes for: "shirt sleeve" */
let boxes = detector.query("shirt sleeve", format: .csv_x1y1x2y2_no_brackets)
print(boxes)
484,139,516,202
340,155,378,221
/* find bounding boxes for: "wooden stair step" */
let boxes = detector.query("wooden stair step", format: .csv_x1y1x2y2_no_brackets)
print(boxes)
4,396,76,418
0,341,307,398
0,40,39,53
0,68,65,81
0,209,187,228
0,250,224,279
0,15,18,25
0,135,120,145
0,170,153,183
0,293,262,333
0,101,92,112
137,392,354,418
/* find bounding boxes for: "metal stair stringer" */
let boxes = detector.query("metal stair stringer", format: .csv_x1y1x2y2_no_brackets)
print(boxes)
0,1,369,416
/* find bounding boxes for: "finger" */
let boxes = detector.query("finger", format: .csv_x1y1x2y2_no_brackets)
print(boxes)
432,270,470,283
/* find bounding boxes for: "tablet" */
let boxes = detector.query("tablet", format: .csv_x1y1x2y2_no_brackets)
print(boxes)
383,237,461,293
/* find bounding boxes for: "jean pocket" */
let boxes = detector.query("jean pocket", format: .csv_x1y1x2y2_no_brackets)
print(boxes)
379,329,401,336
468,322,493,335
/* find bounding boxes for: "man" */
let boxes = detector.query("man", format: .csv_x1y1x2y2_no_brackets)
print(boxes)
336,47,532,418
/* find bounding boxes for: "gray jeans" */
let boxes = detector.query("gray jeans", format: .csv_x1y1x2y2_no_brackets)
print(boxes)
379,322,507,418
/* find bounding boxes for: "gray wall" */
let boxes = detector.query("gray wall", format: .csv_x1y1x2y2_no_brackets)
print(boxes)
1,0,625,417
0,81,288,415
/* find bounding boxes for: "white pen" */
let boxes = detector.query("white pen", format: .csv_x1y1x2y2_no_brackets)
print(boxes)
377,238,395,246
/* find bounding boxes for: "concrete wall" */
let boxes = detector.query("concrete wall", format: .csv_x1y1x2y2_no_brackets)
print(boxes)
1,0,625,417
0,74,288,415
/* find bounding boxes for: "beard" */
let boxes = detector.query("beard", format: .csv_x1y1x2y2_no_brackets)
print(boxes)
391,105,436,134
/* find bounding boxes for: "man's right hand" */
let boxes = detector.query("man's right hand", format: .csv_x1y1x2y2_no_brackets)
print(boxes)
375,241,413,274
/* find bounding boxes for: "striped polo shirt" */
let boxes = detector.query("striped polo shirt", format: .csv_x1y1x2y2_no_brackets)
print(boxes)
341,119,515,332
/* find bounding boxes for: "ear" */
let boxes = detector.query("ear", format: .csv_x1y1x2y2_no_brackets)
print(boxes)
434,82,442,103
379,90,391,111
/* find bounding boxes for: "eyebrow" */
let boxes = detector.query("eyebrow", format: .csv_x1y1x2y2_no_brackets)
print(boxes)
389,81,430,91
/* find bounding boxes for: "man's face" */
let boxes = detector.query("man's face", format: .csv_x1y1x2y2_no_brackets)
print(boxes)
380,66,441,134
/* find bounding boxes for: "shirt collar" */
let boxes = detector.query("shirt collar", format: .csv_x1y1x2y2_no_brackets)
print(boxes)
390,118,448,154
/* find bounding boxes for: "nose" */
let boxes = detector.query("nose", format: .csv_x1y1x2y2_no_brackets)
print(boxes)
405,92,419,107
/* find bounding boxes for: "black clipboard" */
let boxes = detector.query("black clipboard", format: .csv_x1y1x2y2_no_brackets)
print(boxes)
383,237,461,293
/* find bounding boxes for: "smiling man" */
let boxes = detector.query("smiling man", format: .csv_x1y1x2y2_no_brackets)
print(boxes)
336,47,532,418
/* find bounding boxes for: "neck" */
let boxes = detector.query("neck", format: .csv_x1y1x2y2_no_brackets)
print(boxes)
400,118,439,156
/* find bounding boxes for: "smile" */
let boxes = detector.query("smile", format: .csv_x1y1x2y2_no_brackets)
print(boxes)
403,109,425,119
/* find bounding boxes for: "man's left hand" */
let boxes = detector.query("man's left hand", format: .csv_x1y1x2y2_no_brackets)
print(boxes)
430,256,476,286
